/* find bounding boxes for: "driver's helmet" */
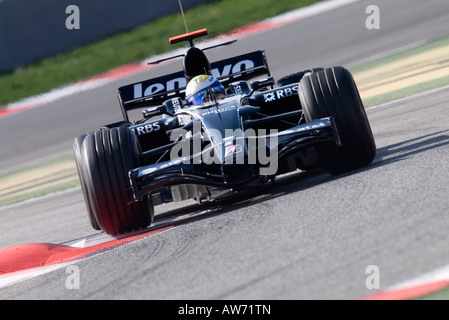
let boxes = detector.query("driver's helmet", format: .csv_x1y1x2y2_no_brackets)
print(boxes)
185,74,225,105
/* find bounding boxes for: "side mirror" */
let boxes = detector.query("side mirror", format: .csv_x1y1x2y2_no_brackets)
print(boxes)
142,105,166,119
250,77,275,91
228,81,251,95
163,97,184,115
142,97,184,119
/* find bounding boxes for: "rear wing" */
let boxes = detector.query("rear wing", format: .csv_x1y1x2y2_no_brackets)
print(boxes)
118,50,270,120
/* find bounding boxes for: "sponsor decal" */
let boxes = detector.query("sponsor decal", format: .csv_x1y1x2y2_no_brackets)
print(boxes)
133,77,186,99
125,51,266,100
171,98,182,113
263,92,276,102
200,105,237,116
130,122,161,136
224,144,243,157
263,85,298,103
211,59,255,78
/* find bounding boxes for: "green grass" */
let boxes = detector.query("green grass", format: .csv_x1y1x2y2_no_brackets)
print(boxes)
0,0,321,108
350,35,449,75
349,34,449,108
0,179,80,207
0,154,78,207
412,285,449,300
360,75,449,108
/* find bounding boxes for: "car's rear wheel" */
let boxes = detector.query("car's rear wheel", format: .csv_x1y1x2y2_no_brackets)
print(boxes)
77,127,154,235
299,66,376,175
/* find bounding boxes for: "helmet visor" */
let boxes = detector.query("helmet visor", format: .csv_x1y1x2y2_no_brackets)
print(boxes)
187,81,225,105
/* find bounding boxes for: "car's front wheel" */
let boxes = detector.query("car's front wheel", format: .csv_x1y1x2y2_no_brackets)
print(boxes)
75,127,154,235
299,66,376,175
73,134,100,230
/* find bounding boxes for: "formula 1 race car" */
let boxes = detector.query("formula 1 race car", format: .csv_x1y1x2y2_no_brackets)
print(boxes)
73,28,376,235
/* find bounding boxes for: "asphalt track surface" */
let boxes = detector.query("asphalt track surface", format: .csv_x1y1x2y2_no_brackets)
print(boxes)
1,0,449,299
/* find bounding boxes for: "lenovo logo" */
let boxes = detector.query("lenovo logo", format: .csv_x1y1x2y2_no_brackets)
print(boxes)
132,59,257,99
133,77,186,99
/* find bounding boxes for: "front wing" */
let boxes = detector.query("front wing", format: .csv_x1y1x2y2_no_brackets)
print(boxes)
128,117,340,202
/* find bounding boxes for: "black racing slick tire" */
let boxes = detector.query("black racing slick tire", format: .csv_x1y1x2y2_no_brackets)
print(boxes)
73,134,100,230
79,127,154,235
276,68,324,87
299,66,376,175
